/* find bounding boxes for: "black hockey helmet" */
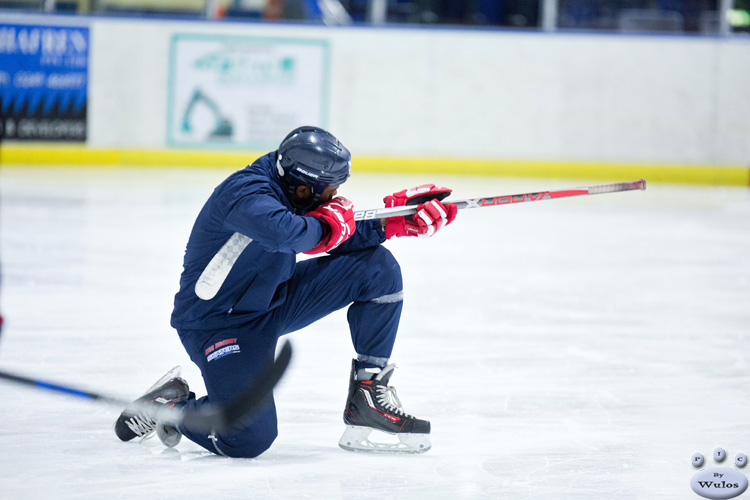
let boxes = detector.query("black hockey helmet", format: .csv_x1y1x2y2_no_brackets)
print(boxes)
276,126,351,211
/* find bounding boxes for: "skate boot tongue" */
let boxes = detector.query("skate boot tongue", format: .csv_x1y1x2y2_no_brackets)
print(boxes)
374,364,396,383
356,364,397,383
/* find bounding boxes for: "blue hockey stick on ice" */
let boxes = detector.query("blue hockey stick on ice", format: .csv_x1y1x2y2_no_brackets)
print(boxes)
0,340,293,432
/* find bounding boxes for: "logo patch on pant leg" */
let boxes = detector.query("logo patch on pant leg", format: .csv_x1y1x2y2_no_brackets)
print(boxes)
205,338,240,362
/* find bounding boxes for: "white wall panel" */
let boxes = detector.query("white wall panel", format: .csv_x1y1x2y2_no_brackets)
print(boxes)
4,13,749,165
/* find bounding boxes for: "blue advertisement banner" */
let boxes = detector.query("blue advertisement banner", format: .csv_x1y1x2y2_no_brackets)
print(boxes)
0,23,89,141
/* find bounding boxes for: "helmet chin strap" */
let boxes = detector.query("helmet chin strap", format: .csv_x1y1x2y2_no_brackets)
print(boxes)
277,156,320,213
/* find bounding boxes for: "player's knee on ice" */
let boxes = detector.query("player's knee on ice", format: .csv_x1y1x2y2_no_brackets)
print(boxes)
215,427,278,459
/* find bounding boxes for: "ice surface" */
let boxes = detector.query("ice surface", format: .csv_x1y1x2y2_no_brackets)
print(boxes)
1,166,749,499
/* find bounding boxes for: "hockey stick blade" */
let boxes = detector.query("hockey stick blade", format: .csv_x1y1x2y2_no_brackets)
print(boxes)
353,179,647,221
0,340,293,434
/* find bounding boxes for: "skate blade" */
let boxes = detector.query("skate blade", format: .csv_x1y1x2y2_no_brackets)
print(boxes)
145,366,182,393
156,423,182,448
338,425,431,454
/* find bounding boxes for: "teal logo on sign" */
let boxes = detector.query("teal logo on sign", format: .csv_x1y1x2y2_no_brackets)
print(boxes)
691,448,749,499
193,50,295,84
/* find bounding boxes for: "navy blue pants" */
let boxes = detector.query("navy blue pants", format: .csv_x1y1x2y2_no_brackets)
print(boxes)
177,246,403,458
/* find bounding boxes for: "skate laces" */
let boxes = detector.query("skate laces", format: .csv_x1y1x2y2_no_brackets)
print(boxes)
125,393,184,440
125,413,157,439
372,365,413,418
375,385,413,418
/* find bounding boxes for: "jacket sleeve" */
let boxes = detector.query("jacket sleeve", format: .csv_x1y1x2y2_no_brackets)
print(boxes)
327,219,385,255
223,182,323,254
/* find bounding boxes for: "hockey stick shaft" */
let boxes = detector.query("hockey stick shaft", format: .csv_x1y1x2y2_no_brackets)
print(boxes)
0,340,293,433
0,369,124,403
172,179,646,305
353,178,646,221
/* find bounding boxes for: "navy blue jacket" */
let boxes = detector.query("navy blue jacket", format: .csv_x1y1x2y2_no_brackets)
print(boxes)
171,151,385,331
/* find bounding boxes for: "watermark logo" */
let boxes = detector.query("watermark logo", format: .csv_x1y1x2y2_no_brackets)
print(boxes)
691,448,748,499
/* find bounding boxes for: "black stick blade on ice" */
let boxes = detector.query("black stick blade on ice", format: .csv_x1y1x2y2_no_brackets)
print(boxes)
180,340,293,432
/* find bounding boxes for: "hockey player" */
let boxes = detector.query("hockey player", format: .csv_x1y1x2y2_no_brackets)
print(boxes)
114,126,457,456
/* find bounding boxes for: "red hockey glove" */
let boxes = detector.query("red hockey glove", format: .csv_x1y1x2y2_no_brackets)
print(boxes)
382,184,457,239
383,184,453,209
304,197,356,254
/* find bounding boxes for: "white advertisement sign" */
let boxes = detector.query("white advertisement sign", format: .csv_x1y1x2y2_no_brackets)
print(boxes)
167,34,329,149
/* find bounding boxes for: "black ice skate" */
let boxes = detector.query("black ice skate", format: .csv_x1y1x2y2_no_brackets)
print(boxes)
340,360,431,454
114,366,189,447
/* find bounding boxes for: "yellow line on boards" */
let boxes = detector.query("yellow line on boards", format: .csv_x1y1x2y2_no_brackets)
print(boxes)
0,146,262,168
1,145,747,186
354,157,750,186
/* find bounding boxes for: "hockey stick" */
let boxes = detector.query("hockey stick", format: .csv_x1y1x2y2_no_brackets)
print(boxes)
191,179,646,300
0,339,293,433
353,178,646,221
